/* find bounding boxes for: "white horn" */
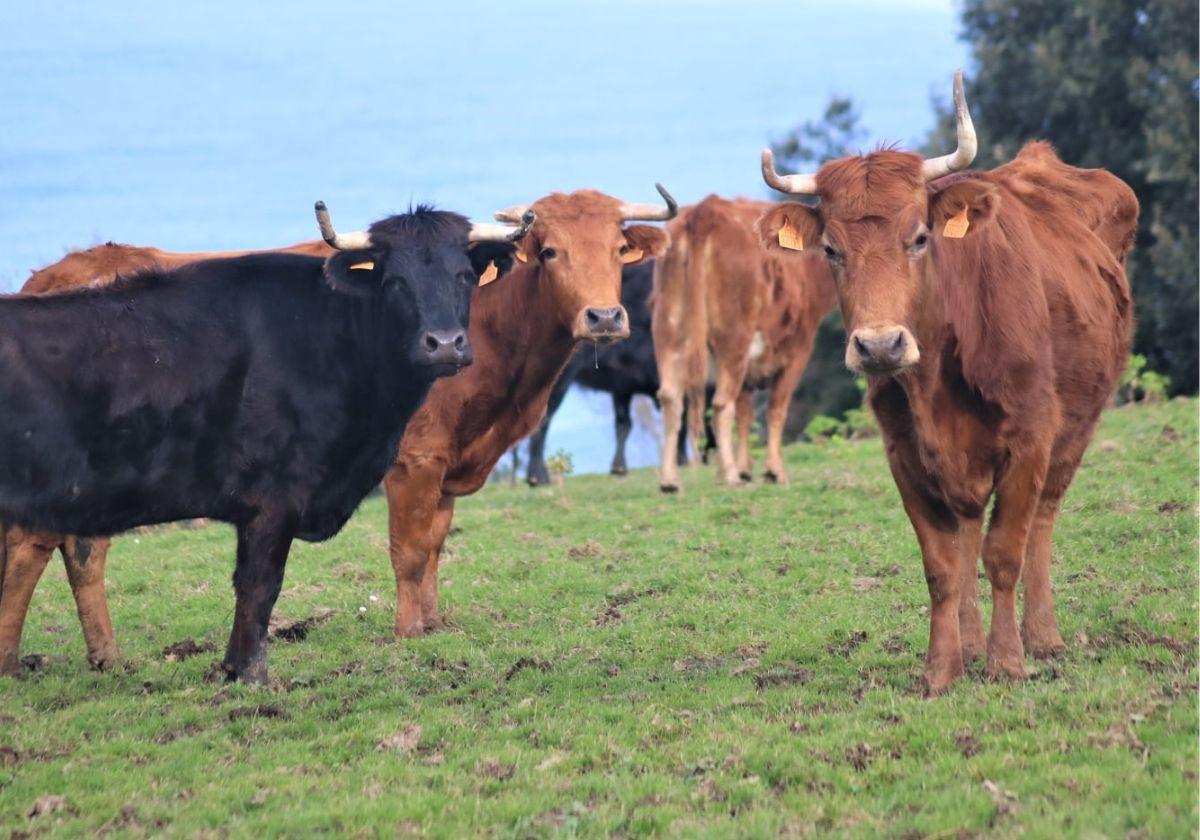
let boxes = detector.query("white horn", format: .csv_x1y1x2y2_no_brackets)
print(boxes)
760,148,818,195
619,183,678,221
921,69,977,182
469,210,535,243
314,201,372,251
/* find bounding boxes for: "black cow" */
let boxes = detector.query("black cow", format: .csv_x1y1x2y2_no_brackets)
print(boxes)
0,204,520,683
525,262,713,485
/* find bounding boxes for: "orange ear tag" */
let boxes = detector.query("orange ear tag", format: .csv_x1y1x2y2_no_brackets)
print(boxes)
620,247,644,264
349,261,375,271
942,206,970,239
478,261,498,286
514,249,528,263
778,219,805,251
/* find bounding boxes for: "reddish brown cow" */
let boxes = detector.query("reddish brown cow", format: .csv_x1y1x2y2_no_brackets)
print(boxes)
757,72,1137,695
384,188,674,638
0,239,333,674
652,196,836,492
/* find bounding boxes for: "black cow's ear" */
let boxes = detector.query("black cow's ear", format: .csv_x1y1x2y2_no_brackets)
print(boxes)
323,250,379,296
467,241,518,286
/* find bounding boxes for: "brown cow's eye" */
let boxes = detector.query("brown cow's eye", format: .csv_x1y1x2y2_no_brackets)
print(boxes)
908,233,930,256
618,244,630,256
823,244,842,263
539,247,557,261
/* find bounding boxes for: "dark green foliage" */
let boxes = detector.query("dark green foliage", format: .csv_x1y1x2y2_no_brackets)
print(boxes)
927,0,1198,393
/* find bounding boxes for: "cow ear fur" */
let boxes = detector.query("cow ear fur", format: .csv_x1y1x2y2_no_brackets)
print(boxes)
756,203,823,255
323,250,379,296
467,241,518,285
929,180,1000,239
622,225,670,263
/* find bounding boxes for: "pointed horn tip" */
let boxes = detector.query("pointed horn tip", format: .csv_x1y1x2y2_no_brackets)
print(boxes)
314,200,327,212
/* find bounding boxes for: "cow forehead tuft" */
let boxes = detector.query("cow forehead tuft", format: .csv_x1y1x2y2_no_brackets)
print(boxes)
367,209,471,245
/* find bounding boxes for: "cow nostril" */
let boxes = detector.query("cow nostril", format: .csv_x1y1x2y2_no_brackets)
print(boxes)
585,309,601,327
453,333,466,350
891,333,904,352
423,334,440,352
854,336,869,357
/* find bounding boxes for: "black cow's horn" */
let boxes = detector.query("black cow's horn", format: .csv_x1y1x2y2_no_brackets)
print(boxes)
314,201,372,251
469,210,536,243
619,183,678,221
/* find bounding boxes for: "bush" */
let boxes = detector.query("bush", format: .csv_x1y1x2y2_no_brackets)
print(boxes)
1118,354,1171,405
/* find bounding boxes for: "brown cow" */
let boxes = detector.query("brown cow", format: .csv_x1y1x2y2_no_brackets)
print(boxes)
384,188,674,638
757,71,1137,695
0,239,333,674
652,196,836,492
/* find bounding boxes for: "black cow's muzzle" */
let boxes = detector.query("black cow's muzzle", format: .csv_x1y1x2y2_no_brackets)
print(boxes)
416,329,473,369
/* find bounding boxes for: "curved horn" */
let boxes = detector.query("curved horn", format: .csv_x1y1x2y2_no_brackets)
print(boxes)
494,205,532,224
760,148,818,196
314,201,372,251
921,69,977,182
619,183,678,221
469,210,536,243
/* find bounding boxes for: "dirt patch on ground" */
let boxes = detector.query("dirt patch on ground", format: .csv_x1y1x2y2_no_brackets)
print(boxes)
268,608,336,642
505,657,551,681
162,639,217,662
956,730,982,758
228,703,288,722
754,668,813,690
826,630,869,657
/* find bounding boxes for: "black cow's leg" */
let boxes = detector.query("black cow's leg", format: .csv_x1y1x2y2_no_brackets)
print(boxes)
527,371,573,487
222,511,294,684
610,392,633,476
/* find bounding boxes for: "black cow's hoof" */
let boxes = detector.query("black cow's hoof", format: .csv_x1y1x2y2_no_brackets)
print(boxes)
738,472,753,483
763,471,780,484
610,465,628,477
659,483,680,494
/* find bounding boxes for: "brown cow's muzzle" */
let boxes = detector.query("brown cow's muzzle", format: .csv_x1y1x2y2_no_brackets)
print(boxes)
574,305,630,344
846,326,920,375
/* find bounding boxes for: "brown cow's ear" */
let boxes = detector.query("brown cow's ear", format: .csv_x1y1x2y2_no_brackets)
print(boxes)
622,225,670,263
756,203,822,255
929,180,999,239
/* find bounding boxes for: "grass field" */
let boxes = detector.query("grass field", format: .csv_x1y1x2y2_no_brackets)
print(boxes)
0,399,1196,838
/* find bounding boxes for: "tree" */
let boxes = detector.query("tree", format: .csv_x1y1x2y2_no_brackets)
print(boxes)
927,0,1199,393
768,98,869,438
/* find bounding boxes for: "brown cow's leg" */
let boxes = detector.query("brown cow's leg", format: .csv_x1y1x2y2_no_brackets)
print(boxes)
957,516,986,662
0,528,59,676
763,355,808,485
61,537,120,671
1021,497,1067,658
734,389,753,481
981,449,1049,681
712,352,752,486
222,510,295,684
385,460,445,637
419,496,456,633
657,376,686,493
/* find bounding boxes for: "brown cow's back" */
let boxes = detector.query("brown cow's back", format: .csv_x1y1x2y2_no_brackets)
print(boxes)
22,240,332,294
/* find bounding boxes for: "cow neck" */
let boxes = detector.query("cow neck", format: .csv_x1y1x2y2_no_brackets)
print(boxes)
476,261,578,402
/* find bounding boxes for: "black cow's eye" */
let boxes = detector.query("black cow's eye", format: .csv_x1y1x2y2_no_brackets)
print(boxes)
539,247,557,261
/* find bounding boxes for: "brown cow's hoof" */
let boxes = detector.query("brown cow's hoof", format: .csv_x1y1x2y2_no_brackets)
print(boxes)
422,616,448,634
984,655,1028,682
1022,625,1067,659
738,471,753,483
961,640,986,663
0,649,21,677
86,641,123,672
610,465,628,477
921,660,964,697
394,623,426,639
659,483,680,494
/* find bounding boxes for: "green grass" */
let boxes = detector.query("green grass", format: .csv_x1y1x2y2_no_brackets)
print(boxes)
1,400,1196,838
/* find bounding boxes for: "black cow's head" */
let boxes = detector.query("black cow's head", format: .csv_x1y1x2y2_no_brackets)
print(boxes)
315,203,527,375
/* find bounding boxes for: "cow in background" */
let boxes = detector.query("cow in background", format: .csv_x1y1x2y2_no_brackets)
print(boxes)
524,261,713,485
385,187,675,638
758,71,1137,694
653,196,836,492
0,205,522,681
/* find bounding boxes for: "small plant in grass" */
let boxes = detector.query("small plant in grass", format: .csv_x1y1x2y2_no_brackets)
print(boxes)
546,449,574,490
1117,354,1170,404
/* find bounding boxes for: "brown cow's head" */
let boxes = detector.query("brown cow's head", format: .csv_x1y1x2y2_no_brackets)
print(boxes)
494,186,674,343
757,71,991,377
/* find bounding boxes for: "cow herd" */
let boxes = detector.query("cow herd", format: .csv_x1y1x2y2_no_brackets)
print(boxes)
0,73,1138,696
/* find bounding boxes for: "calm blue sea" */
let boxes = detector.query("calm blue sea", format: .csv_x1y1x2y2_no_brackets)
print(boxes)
0,0,965,474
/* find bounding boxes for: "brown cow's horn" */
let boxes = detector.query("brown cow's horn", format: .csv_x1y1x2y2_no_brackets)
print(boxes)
468,211,536,243
920,69,977,182
494,205,532,225
619,183,678,221
314,201,372,251
760,148,818,196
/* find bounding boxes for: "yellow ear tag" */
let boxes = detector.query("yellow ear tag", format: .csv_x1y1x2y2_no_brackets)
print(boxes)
778,219,805,251
349,261,375,271
943,206,970,239
479,261,498,286
620,247,644,264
